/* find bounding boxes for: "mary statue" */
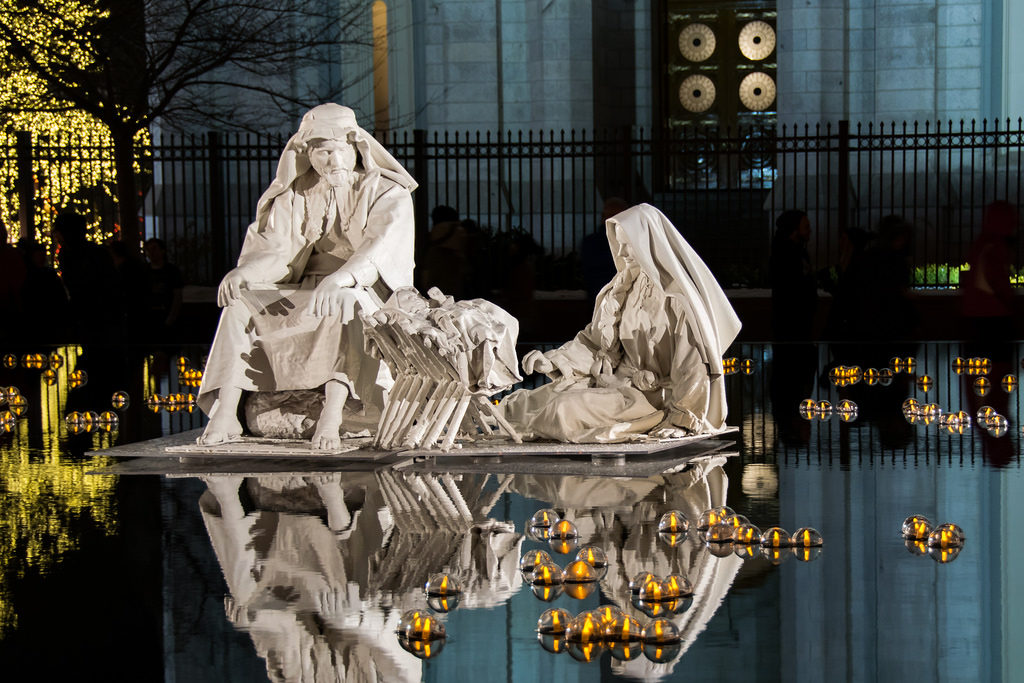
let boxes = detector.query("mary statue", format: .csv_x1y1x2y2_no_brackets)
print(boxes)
501,203,741,443
197,104,417,448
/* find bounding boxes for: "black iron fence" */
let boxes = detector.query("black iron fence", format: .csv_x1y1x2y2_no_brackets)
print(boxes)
4,120,1024,288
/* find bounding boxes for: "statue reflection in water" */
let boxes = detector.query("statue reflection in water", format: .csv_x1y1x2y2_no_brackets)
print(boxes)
198,456,740,681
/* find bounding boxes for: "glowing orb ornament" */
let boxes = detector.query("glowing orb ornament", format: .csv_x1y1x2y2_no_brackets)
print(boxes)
21,353,46,369
592,605,622,629
4,386,19,402
629,571,656,593
565,611,603,644
641,619,681,664
740,358,756,375
973,376,991,397
657,510,689,534
551,519,578,539
986,414,1009,437
814,400,832,419
704,522,734,544
799,398,816,418
661,573,693,598
1002,374,1018,393
902,398,921,416
791,527,823,547
889,356,902,372
563,559,598,584
760,526,790,548
732,523,761,545
836,399,858,422
146,395,162,413
697,506,733,530
7,394,27,417
49,352,63,369
97,411,119,432
928,523,965,548
863,368,879,385
878,367,894,385
537,607,572,635
548,536,579,555
68,370,88,389
42,369,57,385
638,576,665,602
574,546,608,577
722,357,738,374
2,354,16,369
952,357,966,374
425,573,461,599
902,515,933,540
530,508,560,528
112,391,130,410
402,610,446,642
531,560,564,586
919,403,942,426
0,411,15,434
604,613,642,643
915,375,933,392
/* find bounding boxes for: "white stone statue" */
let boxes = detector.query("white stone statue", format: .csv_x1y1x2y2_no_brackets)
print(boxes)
197,104,417,449
501,203,741,443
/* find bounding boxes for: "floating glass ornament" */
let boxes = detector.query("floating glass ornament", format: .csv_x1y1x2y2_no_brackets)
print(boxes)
41,369,57,385
603,613,642,643
0,411,15,433
919,403,942,426
704,522,734,544
878,367,894,385
530,508,560,528
915,375,932,392
977,358,991,375
732,522,761,545
722,357,738,375
1002,374,1018,393
176,355,190,372
97,411,119,432
638,576,664,602
551,519,578,539
657,510,689,534
531,560,564,586
901,514,932,540
565,611,603,644
828,367,842,384
791,527,823,547
846,366,862,383
2,354,16,369
952,356,966,374
537,607,572,634
836,399,858,422
641,618,681,645
973,376,991,397
889,356,902,372
970,405,995,421
760,526,790,548
629,571,656,594
4,386,19,401
146,395,162,413
83,411,100,429
49,352,63,369
574,546,608,577
111,391,130,410
21,353,46,369
740,358,755,375
7,394,27,417
986,415,1009,437
592,605,621,629
696,506,733,530
901,398,920,415
813,400,832,419
799,398,816,419
903,357,917,374
927,523,965,548
68,369,88,389
563,560,598,584
403,611,446,641
862,368,880,385
661,573,693,598
722,513,750,530
425,573,461,597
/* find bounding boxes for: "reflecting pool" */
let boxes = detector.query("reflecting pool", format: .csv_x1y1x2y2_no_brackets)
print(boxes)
0,342,1021,682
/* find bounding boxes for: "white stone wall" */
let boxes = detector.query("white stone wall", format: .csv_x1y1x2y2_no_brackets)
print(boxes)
778,0,986,126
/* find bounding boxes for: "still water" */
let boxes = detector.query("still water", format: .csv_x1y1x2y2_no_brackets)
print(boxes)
0,342,1020,682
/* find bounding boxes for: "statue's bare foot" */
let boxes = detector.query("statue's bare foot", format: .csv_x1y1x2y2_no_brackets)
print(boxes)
311,419,343,450
198,414,243,445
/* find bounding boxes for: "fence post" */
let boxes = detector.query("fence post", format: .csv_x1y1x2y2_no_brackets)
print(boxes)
413,129,429,235
207,131,227,277
838,119,850,235
15,131,34,241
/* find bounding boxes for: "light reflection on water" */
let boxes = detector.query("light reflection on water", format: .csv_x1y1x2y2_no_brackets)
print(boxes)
0,342,1021,681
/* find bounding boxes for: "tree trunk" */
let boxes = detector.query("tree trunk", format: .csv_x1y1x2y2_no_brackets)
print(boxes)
111,126,140,249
